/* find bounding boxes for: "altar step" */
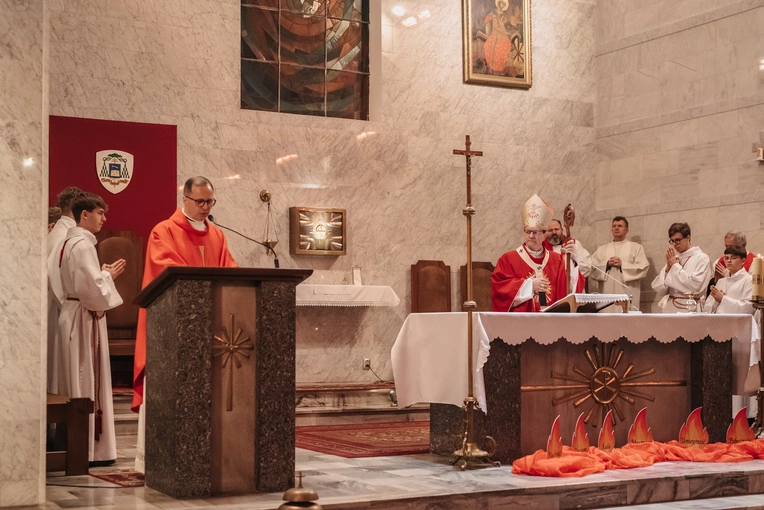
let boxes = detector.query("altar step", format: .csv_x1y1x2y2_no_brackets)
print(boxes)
296,381,429,426
112,383,427,433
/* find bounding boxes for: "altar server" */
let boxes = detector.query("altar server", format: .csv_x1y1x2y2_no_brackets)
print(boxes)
589,216,650,311
544,218,591,294
651,222,712,313
46,186,83,393
703,245,754,315
133,176,237,472
491,195,567,312
711,231,755,285
55,192,126,464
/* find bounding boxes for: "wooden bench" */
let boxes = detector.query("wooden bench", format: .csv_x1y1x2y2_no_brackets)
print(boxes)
46,394,93,475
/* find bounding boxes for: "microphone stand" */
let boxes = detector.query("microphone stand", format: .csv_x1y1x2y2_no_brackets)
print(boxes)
208,215,280,268
568,250,635,310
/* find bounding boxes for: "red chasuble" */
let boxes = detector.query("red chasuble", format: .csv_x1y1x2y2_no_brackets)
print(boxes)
132,208,237,411
491,245,568,312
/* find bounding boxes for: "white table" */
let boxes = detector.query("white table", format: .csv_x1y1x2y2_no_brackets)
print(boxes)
296,284,400,307
392,312,759,413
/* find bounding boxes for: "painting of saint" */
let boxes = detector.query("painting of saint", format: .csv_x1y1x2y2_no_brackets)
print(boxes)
463,0,532,88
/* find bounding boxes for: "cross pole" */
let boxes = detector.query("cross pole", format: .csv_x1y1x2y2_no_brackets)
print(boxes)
450,135,498,470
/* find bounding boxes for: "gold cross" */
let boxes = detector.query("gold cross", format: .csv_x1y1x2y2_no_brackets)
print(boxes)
453,135,483,206
212,314,254,412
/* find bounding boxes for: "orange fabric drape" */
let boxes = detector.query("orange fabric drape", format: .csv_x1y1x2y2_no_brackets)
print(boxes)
512,440,764,477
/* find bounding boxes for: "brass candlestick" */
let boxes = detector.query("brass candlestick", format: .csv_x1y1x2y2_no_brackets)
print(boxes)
451,135,499,470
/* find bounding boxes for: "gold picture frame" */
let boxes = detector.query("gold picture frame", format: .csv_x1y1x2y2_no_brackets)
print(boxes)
462,0,532,88
289,207,347,256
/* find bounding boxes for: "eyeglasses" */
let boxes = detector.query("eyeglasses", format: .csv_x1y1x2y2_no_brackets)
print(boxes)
668,236,685,245
524,229,544,236
184,195,217,207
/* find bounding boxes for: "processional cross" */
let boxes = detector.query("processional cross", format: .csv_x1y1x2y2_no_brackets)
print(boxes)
450,135,498,469
212,314,254,412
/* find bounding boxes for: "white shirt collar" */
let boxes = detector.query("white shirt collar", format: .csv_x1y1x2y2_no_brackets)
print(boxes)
181,208,208,231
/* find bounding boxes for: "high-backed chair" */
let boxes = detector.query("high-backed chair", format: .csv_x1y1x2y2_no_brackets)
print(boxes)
95,230,143,357
459,261,495,312
411,260,451,313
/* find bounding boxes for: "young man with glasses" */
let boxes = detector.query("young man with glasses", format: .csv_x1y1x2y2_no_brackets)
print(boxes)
132,176,237,472
491,194,567,312
650,222,712,312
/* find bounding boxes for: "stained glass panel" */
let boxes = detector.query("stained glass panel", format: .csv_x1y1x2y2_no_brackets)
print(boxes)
241,0,279,9
327,0,368,22
241,6,279,62
280,65,325,116
279,11,326,68
326,20,367,73
242,60,279,111
326,71,367,119
281,0,325,16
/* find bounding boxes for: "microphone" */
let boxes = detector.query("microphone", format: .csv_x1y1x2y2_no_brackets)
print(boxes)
207,214,280,268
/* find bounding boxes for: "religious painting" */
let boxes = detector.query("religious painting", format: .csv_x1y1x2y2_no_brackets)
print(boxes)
289,207,346,255
462,0,532,88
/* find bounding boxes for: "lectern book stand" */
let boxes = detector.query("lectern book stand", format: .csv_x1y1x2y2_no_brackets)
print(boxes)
135,267,312,498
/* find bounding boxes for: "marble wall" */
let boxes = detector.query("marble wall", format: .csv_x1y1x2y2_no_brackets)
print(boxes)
46,0,596,383
595,0,764,310
0,0,47,507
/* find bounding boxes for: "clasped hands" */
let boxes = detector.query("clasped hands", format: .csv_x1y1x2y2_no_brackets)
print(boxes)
664,247,679,272
102,258,127,279
709,285,725,304
531,275,551,294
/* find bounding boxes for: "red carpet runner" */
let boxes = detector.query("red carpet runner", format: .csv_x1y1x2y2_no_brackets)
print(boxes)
296,421,430,458
90,469,144,487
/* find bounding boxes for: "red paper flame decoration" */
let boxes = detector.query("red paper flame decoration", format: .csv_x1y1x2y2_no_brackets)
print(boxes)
726,407,755,444
628,407,653,444
598,410,616,452
678,407,709,447
547,415,563,458
571,413,590,452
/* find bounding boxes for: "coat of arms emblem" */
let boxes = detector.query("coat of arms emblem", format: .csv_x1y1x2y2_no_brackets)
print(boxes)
96,150,133,194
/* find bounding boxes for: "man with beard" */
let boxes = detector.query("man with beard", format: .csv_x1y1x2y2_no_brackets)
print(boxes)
543,218,590,294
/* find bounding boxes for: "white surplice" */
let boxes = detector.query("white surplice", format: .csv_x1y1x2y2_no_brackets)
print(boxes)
549,241,591,293
590,240,650,311
702,270,754,315
57,227,122,462
46,216,76,393
651,246,712,313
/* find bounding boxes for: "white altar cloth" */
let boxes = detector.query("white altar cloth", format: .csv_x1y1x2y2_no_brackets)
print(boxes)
296,284,400,307
391,312,759,413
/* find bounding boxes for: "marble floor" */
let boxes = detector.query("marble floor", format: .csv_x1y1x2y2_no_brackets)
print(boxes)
43,435,764,509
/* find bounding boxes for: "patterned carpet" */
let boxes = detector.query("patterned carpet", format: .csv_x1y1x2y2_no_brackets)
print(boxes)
90,468,144,487
295,421,430,458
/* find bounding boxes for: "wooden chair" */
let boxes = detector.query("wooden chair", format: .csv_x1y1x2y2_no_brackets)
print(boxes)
95,230,143,357
411,260,451,313
46,394,93,475
459,261,495,312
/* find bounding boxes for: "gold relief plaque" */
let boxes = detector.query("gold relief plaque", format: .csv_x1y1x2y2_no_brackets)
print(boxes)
289,207,346,256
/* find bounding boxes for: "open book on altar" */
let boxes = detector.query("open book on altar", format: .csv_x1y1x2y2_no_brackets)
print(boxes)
541,293,630,313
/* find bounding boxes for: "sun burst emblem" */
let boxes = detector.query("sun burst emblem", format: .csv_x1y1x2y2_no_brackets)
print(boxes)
212,314,254,412
523,343,686,426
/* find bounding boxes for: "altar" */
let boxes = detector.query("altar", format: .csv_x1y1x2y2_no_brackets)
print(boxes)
392,312,759,463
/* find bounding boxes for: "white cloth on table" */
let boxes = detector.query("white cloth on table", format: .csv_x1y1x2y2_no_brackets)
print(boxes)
391,312,759,414
296,284,400,307
56,227,122,462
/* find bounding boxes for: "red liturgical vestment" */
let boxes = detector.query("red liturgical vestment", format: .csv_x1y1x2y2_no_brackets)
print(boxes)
491,245,568,312
132,208,237,411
